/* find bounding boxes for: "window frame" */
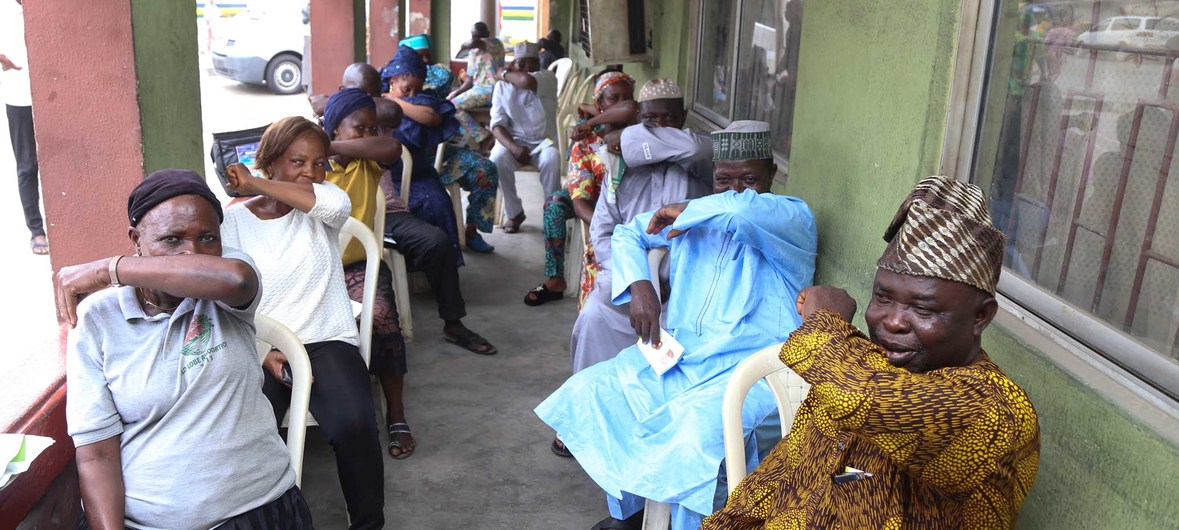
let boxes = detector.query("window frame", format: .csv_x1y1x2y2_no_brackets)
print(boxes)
685,0,794,175
942,0,1179,405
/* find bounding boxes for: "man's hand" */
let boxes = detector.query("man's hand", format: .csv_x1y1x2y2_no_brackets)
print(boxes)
646,202,690,237
795,286,857,322
629,280,662,347
223,162,258,196
0,55,20,71
508,142,531,165
603,129,623,156
263,348,292,388
55,258,114,327
308,94,329,117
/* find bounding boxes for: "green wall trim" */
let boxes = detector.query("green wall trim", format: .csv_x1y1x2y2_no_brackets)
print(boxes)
432,0,451,66
354,0,366,62
130,0,204,176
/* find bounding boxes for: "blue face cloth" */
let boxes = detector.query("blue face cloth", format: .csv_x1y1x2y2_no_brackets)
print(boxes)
323,87,375,139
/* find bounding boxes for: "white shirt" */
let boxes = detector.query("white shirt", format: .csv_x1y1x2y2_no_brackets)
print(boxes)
489,69,558,144
0,1,31,106
219,183,361,346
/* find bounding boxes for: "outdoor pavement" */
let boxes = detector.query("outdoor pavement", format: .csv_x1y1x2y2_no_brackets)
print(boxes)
298,174,607,529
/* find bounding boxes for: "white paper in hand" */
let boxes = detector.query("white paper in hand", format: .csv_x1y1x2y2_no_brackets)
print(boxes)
637,329,685,376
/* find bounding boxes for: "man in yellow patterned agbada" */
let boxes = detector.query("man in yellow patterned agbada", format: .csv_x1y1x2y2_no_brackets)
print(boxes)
702,176,1040,529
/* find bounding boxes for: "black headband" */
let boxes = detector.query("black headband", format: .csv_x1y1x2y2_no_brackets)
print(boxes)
127,169,224,227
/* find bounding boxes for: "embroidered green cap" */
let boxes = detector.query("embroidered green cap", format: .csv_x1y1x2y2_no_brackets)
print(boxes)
711,120,772,161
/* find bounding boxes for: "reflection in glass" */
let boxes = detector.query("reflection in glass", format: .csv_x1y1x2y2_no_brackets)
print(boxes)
979,1,1179,371
695,1,737,118
734,0,803,159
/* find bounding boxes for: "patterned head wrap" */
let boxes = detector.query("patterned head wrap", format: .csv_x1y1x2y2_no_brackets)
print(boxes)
711,120,772,161
323,87,376,139
594,72,635,100
399,34,431,51
636,78,683,103
877,176,1005,294
514,41,540,59
127,169,223,227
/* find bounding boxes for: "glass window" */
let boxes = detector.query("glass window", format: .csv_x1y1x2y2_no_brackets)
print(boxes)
974,0,1179,396
695,1,737,120
1113,17,1140,30
695,0,804,161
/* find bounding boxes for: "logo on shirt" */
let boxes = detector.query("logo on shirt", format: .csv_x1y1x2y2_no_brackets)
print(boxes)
179,314,228,375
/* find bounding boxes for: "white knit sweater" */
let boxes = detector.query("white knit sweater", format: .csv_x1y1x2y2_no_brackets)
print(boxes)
221,183,360,345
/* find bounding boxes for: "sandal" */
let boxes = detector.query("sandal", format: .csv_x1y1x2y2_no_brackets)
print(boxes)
551,436,573,458
387,422,416,460
501,212,526,234
466,232,495,253
525,283,565,306
30,235,48,256
444,328,498,355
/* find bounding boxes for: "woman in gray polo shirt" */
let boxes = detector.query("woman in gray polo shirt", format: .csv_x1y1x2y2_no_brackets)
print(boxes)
57,170,311,529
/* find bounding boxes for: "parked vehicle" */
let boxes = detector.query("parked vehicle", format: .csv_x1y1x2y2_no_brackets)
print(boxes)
1075,16,1179,51
211,1,309,94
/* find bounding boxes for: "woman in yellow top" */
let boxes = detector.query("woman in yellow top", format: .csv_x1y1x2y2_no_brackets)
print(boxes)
320,88,422,460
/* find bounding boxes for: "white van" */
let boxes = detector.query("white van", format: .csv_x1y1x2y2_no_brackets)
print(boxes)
211,1,309,94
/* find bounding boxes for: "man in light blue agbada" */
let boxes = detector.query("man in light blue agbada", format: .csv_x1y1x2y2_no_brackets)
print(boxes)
536,121,818,530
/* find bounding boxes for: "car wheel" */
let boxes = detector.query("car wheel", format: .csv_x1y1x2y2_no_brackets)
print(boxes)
266,53,303,95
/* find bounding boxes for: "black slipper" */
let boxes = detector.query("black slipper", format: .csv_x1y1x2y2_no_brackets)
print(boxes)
551,437,573,458
388,422,415,460
525,283,565,306
444,328,498,355
590,512,644,530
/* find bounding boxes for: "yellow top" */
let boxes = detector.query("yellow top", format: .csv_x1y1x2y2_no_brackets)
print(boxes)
325,158,381,266
703,310,1040,530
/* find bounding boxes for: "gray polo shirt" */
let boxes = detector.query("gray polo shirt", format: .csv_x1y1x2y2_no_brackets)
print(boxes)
66,249,295,530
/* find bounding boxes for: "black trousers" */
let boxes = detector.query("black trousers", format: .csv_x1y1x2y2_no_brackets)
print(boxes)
386,210,466,321
264,341,385,530
78,486,314,529
6,104,44,237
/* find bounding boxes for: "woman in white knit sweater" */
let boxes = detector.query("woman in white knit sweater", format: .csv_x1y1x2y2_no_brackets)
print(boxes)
219,116,396,529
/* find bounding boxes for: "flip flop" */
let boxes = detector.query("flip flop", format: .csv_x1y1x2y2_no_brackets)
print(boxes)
525,283,565,306
30,235,48,256
444,328,498,355
466,232,495,253
501,213,526,234
551,437,573,458
388,422,415,460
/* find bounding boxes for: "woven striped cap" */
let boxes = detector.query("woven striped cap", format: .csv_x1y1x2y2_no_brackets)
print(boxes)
877,176,1005,294
711,120,772,161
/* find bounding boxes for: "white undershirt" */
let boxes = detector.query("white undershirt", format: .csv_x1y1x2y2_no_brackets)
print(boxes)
220,182,360,345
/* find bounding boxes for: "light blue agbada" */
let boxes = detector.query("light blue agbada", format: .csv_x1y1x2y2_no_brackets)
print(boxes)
535,189,817,528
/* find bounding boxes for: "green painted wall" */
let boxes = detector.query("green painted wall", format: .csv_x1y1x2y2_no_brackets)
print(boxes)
130,0,204,176
555,0,687,90
432,0,451,65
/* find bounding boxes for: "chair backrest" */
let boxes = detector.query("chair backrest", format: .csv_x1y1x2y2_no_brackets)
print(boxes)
254,314,312,486
721,343,810,494
549,57,574,95
647,247,669,299
433,143,447,173
399,144,413,201
337,218,379,367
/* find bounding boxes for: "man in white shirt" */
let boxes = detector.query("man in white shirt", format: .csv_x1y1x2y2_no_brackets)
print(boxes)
0,0,47,255
488,41,559,233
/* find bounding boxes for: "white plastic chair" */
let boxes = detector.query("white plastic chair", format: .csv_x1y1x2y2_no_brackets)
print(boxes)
563,219,589,297
721,343,811,494
549,57,574,95
642,247,672,530
254,314,312,486
377,145,414,341
337,217,378,367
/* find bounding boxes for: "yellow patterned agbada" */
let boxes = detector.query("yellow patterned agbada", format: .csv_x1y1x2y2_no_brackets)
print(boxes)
702,311,1040,530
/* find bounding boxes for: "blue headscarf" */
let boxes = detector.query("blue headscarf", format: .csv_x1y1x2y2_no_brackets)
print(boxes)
399,34,431,51
323,87,375,139
379,45,427,93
